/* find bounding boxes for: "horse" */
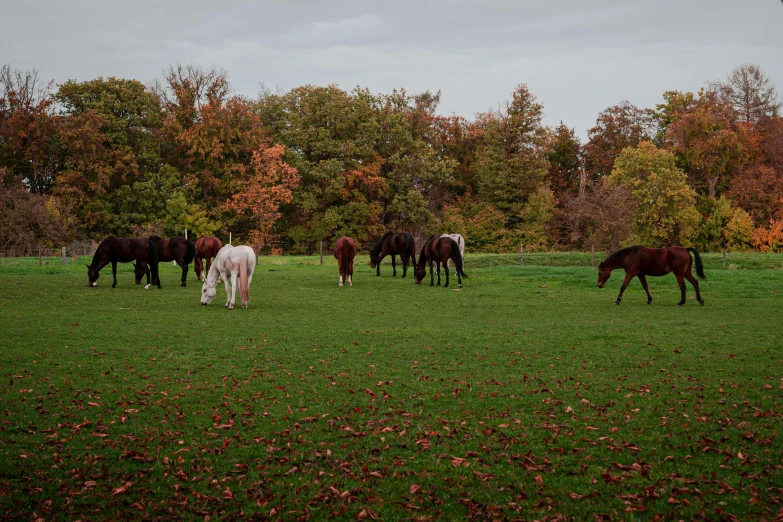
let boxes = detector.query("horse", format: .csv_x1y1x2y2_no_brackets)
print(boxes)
87,236,160,289
147,236,195,287
194,236,223,281
440,233,465,274
334,236,356,287
200,245,256,309
414,236,468,288
369,232,416,277
597,246,706,306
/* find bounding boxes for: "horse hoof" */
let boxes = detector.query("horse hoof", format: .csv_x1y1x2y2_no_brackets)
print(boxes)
144,284,150,290
458,284,462,288
647,300,652,305
243,304,248,309
699,299,705,306
181,283,186,287
677,302,685,306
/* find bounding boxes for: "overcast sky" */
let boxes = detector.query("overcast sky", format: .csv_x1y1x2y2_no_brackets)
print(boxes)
2,0,782,139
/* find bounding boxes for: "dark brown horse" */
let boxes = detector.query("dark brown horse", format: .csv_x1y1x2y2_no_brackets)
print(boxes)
334,236,356,287
87,236,160,289
597,246,706,306
369,232,416,277
148,235,196,287
194,236,223,281
414,236,467,288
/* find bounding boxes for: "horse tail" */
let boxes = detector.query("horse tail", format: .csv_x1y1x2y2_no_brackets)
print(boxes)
148,239,160,286
184,239,196,264
687,247,706,280
450,238,467,279
239,255,250,306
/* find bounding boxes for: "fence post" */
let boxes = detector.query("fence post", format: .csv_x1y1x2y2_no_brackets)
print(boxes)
320,241,323,266
39,246,42,267
722,247,726,270
591,245,595,268
519,245,524,267
61,247,66,266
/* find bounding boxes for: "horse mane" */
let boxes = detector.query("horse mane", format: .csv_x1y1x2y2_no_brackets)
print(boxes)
603,245,641,265
148,235,162,243
371,231,395,256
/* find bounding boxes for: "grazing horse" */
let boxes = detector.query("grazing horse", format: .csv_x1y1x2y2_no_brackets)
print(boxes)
87,236,160,289
597,246,706,306
201,245,256,309
369,232,416,277
194,236,223,281
334,236,356,287
414,236,467,288
148,236,195,287
440,233,465,274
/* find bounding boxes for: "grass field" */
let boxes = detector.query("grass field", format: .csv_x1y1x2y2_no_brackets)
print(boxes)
1,253,782,520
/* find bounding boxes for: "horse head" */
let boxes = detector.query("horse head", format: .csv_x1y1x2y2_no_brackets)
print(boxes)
201,278,217,305
596,263,612,288
132,262,145,284
369,250,379,268
413,263,426,284
86,264,99,287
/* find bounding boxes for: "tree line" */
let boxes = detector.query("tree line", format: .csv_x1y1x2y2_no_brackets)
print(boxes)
1,62,782,253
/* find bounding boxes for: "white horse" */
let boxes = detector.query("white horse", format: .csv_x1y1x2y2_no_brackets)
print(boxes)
200,245,256,309
440,233,465,274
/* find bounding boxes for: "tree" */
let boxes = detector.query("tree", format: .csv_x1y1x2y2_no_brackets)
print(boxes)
582,101,654,181
562,181,634,252
665,90,761,198
695,196,753,251
473,84,550,225
224,144,300,246
607,142,700,246
0,65,61,194
546,123,582,198
715,64,781,125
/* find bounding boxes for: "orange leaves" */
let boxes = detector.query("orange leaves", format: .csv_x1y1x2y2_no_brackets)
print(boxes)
111,481,132,496
225,143,300,245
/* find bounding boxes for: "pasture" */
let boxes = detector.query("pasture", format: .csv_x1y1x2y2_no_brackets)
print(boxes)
1,253,782,521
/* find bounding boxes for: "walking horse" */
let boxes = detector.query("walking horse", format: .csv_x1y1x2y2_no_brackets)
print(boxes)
597,246,706,306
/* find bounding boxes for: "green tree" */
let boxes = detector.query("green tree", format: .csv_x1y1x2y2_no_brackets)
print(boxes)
607,142,700,246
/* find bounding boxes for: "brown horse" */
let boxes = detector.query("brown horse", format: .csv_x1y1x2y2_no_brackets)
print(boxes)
87,236,160,289
148,236,196,287
597,246,706,306
334,236,356,287
194,236,223,281
369,232,416,277
414,236,467,288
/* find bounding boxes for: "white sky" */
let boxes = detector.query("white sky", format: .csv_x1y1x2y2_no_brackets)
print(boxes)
2,0,782,139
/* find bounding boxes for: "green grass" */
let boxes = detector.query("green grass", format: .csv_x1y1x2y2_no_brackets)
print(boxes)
0,254,782,520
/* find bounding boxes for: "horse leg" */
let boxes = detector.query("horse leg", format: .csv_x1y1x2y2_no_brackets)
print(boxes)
436,262,441,286
429,261,434,286
401,252,408,278
112,262,118,288
229,270,239,310
675,273,687,306
615,272,634,305
685,271,704,305
222,270,231,307
638,275,653,305
443,261,450,288
177,259,188,287
391,255,397,277
143,262,151,290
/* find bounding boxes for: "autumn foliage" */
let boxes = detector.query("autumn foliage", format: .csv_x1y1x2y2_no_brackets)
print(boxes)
1,62,782,252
